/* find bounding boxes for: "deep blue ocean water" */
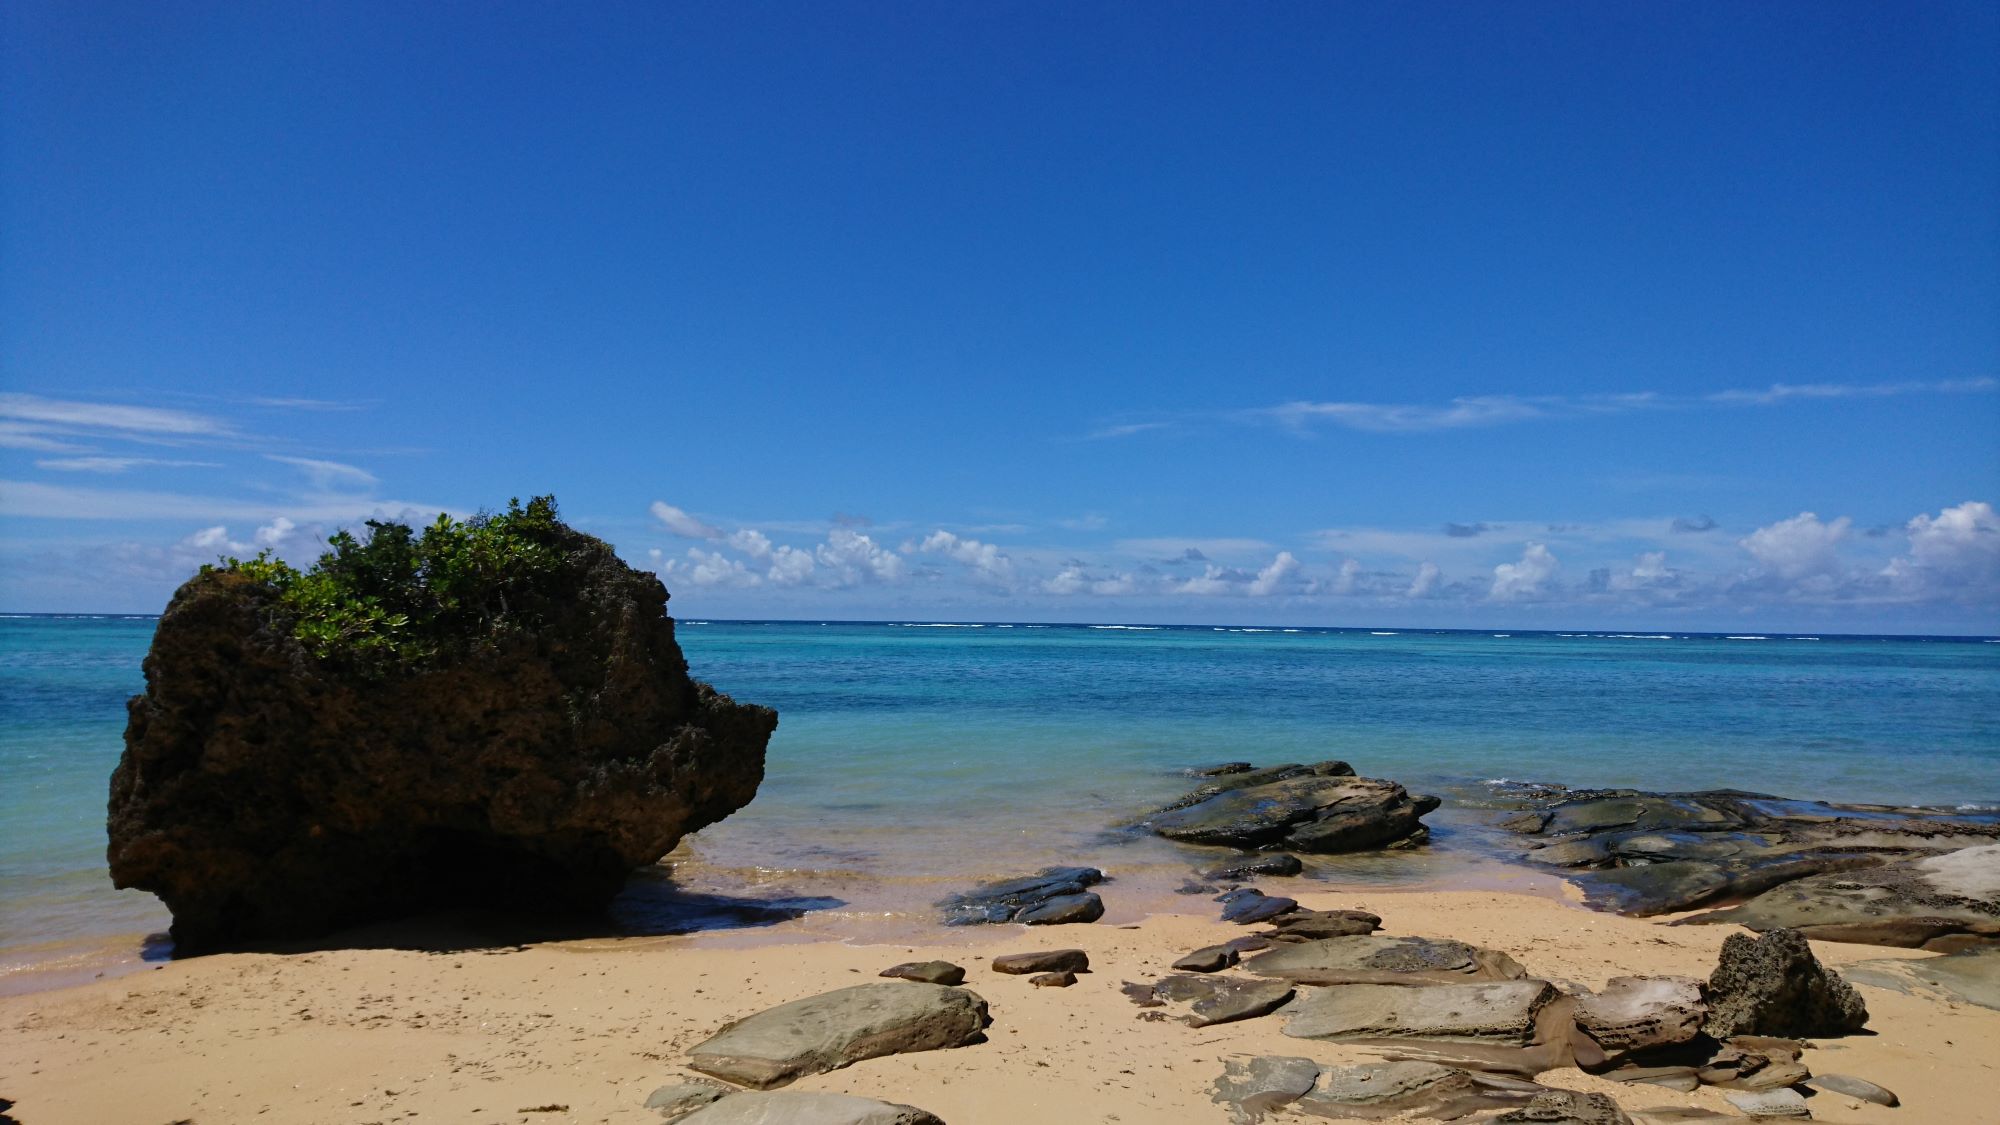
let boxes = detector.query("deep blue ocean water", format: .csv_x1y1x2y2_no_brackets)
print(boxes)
4,614,1997,988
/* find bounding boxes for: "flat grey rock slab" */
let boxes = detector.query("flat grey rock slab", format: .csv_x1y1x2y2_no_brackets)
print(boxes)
1172,943,1239,972
992,948,1088,974
1804,1073,1898,1106
687,983,988,1089
1574,975,1706,1056
1264,909,1382,941
1722,1088,1810,1118
1600,1064,1700,1093
1688,841,2000,948
1842,945,2000,1011
647,1080,733,1119
1284,979,1561,1045
878,961,965,986
1245,934,1529,985
1149,974,1295,1026
676,1091,945,1125
1210,1055,1320,1125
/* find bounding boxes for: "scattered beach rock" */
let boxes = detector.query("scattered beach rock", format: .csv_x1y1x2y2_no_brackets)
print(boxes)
1283,979,1562,1045
1173,943,1240,972
1573,976,1707,1060
1144,767,1437,853
1263,908,1382,941
1721,1088,1810,1119
1599,1064,1700,1093
1203,854,1304,880
937,867,1105,926
687,982,989,1089
1296,1060,1487,1119
1492,1090,1635,1124
1218,888,1300,924
1840,945,2000,1010
878,961,965,986
1244,934,1529,986
1029,971,1076,988
1696,1037,1808,1091
1704,929,1868,1038
1685,842,2000,949
1209,1055,1321,1125
1804,1073,1898,1107
1017,890,1105,925
991,949,1088,975
107,507,778,951
677,1091,945,1125
1150,974,1295,1026
646,1080,732,1120
1499,788,1999,922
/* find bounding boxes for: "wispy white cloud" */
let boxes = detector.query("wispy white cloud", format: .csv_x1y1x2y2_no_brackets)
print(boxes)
35,456,220,474
0,479,440,524
650,501,724,540
264,454,377,491
0,393,233,437
1085,421,1173,440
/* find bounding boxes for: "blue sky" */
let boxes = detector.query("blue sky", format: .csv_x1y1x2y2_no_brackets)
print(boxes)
3,2,1996,631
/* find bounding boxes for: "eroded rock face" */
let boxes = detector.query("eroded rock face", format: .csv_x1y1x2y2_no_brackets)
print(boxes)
1148,974,1296,1026
1145,767,1437,853
1283,980,1562,1045
1245,934,1529,986
1703,929,1867,1038
1500,788,1999,921
1573,976,1707,1061
1684,842,2000,949
108,533,776,952
687,983,989,1089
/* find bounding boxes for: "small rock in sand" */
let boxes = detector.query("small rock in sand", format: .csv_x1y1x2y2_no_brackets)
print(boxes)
1018,891,1105,925
1804,1073,1898,1107
687,982,989,1089
1030,971,1076,988
992,949,1089,975
1217,888,1300,924
1721,1088,1810,1119
1172,943,1240,973
1203,854,1305,880
877,961,965,986
1150,974,1296,1026
1263,908,1382,941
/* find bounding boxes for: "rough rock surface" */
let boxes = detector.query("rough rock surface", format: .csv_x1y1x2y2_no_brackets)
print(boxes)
647,1080,733,1119
1144,764,1438,853
1840,945,2000,1010
1284,980,1562,1045
1684,842,2000,949
1149,974,1295,1026
1703,929,1867,1038
936,867,1104,925
1203,854,1304,880
1209,1055,1321,1125
676,1092,945,1125
878,961,964,986
1245,934,1530,986
1498,787,1999,921
687,983,988,1089
1721,1088,1809,1119
108,527,778,951
1492,1090,1635,1124
1696,1038,1809,1091
992,949,1088,975
1573,976,1706,1060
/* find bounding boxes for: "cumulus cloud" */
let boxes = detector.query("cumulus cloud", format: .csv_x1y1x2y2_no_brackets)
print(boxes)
766,545,816,586
1740,512,1851,580
918,530,1014,586
1491,543,1559,600
1248,551,1304,596
816,527,905,584
1407,561,1442,598
1328,558,1363,595
651,501,723,540
1043,566,1139,596
656,546,760,588
1883,501,2000,595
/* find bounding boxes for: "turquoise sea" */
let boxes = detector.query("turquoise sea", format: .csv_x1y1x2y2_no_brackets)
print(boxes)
4,614,1997,991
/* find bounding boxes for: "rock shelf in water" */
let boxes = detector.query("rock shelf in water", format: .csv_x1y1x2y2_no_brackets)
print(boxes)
1142,761,1440,853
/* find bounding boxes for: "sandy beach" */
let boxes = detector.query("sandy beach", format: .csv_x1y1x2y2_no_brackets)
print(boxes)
4,884,1992,1124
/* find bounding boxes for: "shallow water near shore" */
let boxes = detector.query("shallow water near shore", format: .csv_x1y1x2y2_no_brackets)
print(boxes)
3,614,1996,991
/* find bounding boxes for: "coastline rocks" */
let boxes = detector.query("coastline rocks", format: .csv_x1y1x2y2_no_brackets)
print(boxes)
1804,1074,1899,1107
1149,974,1296,1026
1018,891,1104,925
878,961,965,986
1683,842,2000,949
677,1092,945,1125
1203,854,1304,880
687,983,989,1089
1703,929,1867,1038
1500,788,2000,922
1173,943,1240,973
937,867,1104,926
1572,976,1707,1061
1492,1090,1635,1125
1284,979,1563,1046
1840,945,2000,1010
107,525,777,952
1263,908,1382,941
1210,1058,1547,1124
1696,1038,1808,1091
1210,1056,1321,1125
1245,934,1530,986
1218,888,1299,925
1144,767,1438,853
992,949,1088,975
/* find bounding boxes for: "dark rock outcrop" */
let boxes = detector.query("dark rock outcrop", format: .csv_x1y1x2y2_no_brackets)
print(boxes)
1263,908,1382,941
1703,929,1867,1038
1499,788,1999,922
1143,763,1438,853
108,522,777,952
937,866,1105,925
879,961,965,986
1148,974,1295,1026
1217,888,1299,924
1018,891,1104,925
991,948,1089,975
1203,854,1304,880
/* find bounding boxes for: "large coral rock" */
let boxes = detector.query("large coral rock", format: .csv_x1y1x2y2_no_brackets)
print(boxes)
1703,929,1867,1038
108,525,776,951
